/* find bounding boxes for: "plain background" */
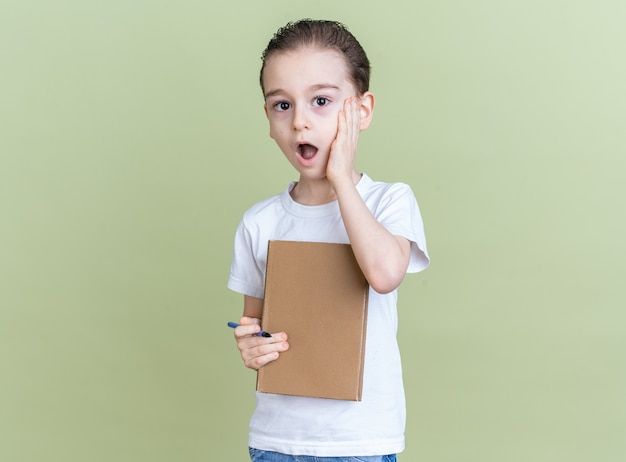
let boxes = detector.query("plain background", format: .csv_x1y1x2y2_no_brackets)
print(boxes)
1,0,625,460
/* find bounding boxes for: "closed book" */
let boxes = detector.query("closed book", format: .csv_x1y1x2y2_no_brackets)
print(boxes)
257,240,369,401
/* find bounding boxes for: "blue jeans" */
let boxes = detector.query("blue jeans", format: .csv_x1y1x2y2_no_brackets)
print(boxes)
249,448,397,462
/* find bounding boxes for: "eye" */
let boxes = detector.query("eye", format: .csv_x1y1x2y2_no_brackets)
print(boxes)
273,101,291,112
313,97,330,107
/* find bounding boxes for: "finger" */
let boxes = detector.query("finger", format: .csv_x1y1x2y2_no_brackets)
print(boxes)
336,106,347,139
238,332,288,353
352,98,361,135
246,335,289,357
338,98,355,145
345,97,354,134
234,316,263,337
349,98,361,140
239,316,261,326
246,351,280,370
334,105,352,152
233,323,262,339
241,336,290,370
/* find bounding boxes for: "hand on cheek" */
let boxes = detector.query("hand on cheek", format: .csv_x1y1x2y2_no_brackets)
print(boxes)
327,97,360,185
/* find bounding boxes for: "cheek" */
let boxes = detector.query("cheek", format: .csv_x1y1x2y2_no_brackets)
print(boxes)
268,121,280,140
268,117,289,141
325,113,340,138
331,107,343,126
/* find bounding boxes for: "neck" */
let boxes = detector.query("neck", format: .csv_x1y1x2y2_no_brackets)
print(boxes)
290,172,361,206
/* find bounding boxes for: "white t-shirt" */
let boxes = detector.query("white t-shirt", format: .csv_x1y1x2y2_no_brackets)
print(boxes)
228,174,429,457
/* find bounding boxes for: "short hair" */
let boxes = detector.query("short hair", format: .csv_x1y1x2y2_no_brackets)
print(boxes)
260,19,371,96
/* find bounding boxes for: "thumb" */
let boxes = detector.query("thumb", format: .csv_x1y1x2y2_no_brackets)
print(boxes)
239,316,261,326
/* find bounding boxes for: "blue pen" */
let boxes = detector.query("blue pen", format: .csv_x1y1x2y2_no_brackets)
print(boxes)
227,321,272,338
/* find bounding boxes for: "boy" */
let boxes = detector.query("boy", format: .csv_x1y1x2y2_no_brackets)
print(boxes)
228,19,429,461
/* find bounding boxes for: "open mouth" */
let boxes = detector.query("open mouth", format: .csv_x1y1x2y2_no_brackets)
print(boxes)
297,143,318,160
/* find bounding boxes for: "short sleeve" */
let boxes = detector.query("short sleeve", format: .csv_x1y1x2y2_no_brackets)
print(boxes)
373,183,430,273
227,218,266,298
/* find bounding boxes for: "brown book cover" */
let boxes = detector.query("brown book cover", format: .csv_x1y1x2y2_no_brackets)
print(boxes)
257,240,369,401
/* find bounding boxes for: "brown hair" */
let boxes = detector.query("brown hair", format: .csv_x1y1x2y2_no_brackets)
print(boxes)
260,19,371,96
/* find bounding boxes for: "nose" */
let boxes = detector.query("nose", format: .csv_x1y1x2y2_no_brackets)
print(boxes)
292,106,310,131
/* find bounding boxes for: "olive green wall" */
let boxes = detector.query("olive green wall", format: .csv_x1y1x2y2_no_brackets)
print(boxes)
1,1,624,460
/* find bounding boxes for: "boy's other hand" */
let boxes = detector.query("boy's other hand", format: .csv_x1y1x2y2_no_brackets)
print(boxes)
233,316,289,370
327,97,360,185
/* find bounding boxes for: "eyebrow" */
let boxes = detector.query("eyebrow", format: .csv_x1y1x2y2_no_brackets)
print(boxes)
264,83,341,100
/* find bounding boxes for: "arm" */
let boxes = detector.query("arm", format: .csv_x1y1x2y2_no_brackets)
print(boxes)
232,295,289,370
333,180,411,294
327,97,411,294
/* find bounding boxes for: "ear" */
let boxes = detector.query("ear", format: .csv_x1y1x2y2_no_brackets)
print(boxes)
358,92,375,131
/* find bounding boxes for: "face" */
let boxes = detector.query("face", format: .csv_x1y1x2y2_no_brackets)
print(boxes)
262,47,362,181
